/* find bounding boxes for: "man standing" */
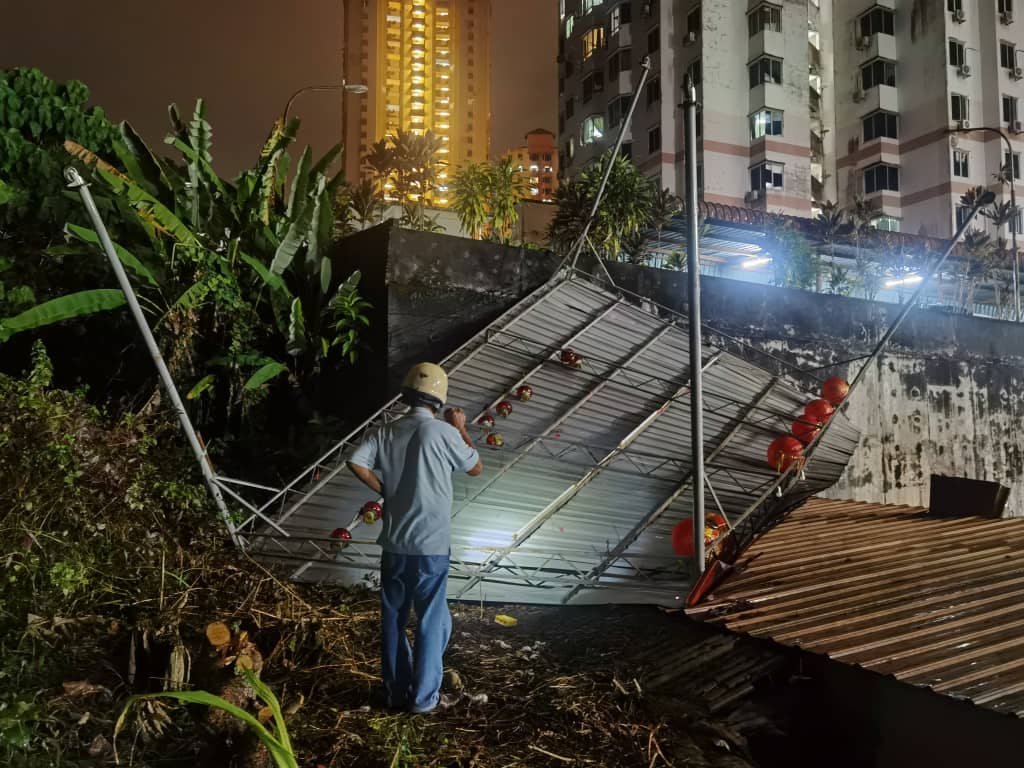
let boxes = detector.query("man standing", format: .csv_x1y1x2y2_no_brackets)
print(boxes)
348,362,482,713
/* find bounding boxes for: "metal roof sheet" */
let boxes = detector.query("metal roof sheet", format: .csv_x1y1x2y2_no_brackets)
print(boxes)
687,498,1024,717
239,274,859,606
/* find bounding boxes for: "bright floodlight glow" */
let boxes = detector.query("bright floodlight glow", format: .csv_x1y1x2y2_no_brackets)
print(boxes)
885,274,923,288
741,256,772,269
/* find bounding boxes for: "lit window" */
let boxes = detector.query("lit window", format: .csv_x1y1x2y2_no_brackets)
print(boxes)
583,26,606,59
580,114,605,145
864,162,900,193
609,3,631,34
750,161,784,190
582,0,603,13
750,109,783,139
748,4,781,37
872,215,901,232
565,15,575,39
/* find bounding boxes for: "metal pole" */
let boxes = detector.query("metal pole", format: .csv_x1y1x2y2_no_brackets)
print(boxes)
64,167,241,548
566,56,652,273
681,75,706,571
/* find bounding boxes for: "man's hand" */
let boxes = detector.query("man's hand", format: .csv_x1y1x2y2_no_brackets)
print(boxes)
444,407,467,430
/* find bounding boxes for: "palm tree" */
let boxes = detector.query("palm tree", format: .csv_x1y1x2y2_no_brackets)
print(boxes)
960,228,996,312
848,196,881,298
349,177,382,230
649,187,682,252
813,201,852,293
487,157,528,244
390,129,443,204
450,161,490,239
363,138,393,205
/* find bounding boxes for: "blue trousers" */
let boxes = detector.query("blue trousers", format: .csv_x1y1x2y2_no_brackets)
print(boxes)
379,552,452,711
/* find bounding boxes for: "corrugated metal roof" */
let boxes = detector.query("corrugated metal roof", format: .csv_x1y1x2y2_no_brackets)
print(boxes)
239,274,859,605
687,498,1024,717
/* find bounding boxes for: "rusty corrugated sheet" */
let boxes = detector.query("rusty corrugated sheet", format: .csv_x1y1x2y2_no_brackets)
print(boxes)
687,498,1024,717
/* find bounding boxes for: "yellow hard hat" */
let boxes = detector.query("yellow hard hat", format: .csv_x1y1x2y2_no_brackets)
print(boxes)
402,362,448,407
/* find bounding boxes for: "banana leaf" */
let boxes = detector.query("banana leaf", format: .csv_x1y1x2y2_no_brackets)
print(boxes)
286,146,312,219
65,223,159,288
186,374,216,400
98,168,199,247
286,298,306,357
243,361,289,390
320,257,332,295
270,201,314,276
249,117,300,225
62,140,127,180
310,142,344,181
238,251,290,297
305,176,329,273
0,178,16,206
0,289,126,342
119,120,179,197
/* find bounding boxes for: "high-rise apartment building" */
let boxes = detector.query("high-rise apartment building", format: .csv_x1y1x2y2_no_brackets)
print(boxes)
503,128,560,202
558,0,1024,238
342,0,491,205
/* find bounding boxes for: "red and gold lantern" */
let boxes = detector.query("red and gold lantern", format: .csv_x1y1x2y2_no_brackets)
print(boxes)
477,412,496,429
560,349,584,369
804,398,835,426
791,416,820,444
329,527,352,550
516,384,533,402
767,436,805,473
486,433,504,448
823,377,850,406
361,501,383,524
496,400,513,418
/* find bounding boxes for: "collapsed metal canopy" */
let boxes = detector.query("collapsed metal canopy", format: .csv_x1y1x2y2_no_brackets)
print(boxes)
230,272,859,606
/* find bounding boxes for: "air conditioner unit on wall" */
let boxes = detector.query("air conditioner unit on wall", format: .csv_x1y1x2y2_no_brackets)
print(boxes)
953,8,966,23
959,118,972,130
1014,120,1023,133
853,88,866,102
1014,66,1024,80
745,190,763,203
686,31,697,44
959,63,972,77
857,35,872,50
1001,10,1014,25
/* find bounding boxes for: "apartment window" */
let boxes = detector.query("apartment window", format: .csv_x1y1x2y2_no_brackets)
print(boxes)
620,141,632,160
948,0,963,11
873,215,901,232
687,59,703,85
863,110,898,141
864,162,900,193
1001,42,1016,69
648,125,662,153
565,15,574,39
580,114,605,145
566,58,576,77
953,150,970,177
566,96,575,118
860,7,895,37
566,138,575,160
862,59,896,89
582,0,603,14
609,47,631,78
1005,150,1022,179
1001,0,1014,14
648,26,660,53
687,6,701,37
609,2,631,34
951,93,968,121
1014,209,1023,234
583,26,606,59
750,161,784,190
750,109,783,139
955,205,970,229
1004,95,1019,124
748,4,782,37
645,76,661,107
582,71,603,103
560,0,566,19
949,39,966,67
608,94,631,128
749,56,783,88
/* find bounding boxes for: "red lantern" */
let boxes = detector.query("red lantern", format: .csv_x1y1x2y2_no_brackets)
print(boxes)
767,436,805,473
823,377,850,406
804,399,835,425
329,527,352,550
361,501,383,524
560,349,584,369
486,433,504,448
516,384,533,402
671,519,695,556
496,400,513,418
791,416,820,444
706,512,728,531
477,412,495,429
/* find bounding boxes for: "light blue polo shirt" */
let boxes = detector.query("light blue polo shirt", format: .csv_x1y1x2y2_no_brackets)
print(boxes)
349,407,480,556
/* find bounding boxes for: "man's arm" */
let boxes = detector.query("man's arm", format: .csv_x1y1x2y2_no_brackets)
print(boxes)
444,407,484,476
348,461,383,493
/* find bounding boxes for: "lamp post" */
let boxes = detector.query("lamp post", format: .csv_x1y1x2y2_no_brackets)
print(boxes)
947,124,1020,322
281,81,369,180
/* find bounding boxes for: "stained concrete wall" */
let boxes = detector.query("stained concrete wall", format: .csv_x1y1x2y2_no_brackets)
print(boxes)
608,262,1024,516
334,228,1024,516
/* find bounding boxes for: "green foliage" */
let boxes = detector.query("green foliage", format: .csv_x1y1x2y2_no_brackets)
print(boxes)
116,669,297,768
364,129,444,208
450,158,529,242
488,157,528,243
451,161,490,239
764,214,817,290
548,150,657,261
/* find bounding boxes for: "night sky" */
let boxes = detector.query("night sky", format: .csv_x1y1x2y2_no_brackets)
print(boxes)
0,0,557,176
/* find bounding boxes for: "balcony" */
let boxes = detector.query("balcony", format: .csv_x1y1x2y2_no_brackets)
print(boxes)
853,84,899,113
610,22,631,48
748,30,785,60
855,34,897,63
749,82,786,112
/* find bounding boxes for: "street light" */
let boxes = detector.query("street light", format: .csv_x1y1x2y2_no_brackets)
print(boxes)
947,124,1020,322
280,82,369,182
